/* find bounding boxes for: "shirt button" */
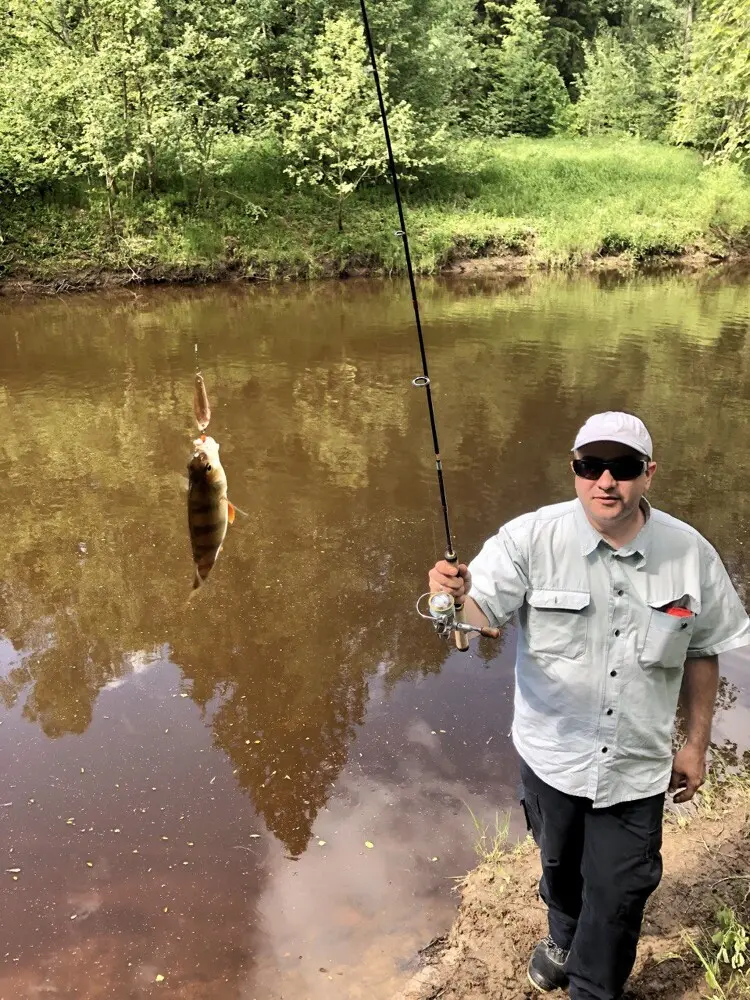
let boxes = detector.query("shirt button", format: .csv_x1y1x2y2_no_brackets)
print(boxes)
614,629,621,637
610,670,617,677
606,709,613,716
602,747,608,753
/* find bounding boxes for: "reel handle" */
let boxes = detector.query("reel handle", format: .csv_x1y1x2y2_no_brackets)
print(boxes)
479,625,501,640
445,551,470,652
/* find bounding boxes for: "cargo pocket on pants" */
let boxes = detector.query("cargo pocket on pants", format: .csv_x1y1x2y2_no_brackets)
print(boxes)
520,786,543,847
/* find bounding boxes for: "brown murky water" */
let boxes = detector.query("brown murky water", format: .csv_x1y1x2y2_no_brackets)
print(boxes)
1,268,749,1000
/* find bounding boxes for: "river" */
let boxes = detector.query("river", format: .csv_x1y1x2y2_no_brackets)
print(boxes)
1,267,749,1000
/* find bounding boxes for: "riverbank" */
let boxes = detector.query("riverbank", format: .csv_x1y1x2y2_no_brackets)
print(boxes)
395,750,750,1000
2,136,749,296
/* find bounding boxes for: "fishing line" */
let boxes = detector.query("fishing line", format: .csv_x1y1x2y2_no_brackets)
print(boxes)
358,0,455,561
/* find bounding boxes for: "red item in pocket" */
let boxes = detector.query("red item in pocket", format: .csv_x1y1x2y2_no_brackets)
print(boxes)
666,606,693,617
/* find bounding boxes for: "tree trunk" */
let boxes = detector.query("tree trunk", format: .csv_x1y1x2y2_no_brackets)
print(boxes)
105,175,115,233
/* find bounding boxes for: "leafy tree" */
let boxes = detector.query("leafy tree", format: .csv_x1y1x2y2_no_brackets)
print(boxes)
280,13,445,231
671,0,750,161
570,32,640,134
471,0,569,136
570,29,680,138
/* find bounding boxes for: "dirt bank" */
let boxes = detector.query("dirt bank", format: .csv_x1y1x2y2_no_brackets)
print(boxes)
395,767,750,1000
0,249,741,299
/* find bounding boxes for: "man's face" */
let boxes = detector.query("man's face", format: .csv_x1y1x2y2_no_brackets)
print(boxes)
573,440,656,531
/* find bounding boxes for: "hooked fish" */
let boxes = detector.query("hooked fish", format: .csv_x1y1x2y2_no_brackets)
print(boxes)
193,372,211,433
187,435,236,592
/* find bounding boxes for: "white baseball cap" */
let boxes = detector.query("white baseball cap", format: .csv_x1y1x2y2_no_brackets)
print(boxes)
572,411,653,458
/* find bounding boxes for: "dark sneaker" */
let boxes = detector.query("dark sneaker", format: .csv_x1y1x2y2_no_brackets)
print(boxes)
527,936,570,993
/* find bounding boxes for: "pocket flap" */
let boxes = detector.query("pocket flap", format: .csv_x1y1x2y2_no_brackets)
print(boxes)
646,606,696,633
527,589,590,611
647,592,701,615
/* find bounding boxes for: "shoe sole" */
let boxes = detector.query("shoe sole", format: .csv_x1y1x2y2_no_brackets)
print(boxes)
527,967,553,993
527,965,568,994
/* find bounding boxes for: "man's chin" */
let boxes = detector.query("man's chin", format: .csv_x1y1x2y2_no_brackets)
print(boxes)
591,499,622,515
588,502,627,525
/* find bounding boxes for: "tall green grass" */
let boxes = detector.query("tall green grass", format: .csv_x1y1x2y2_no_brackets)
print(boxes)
2,134,749,284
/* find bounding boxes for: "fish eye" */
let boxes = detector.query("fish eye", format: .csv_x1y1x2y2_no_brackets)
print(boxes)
205,464,212,472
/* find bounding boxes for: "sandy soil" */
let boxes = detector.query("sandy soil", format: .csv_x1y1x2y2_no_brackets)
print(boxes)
0,250,739,298
394,778,750,1000
442,250,727,279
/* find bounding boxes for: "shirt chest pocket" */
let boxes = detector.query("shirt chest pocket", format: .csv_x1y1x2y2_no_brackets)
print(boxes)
639,606,696,669
525,590,590,660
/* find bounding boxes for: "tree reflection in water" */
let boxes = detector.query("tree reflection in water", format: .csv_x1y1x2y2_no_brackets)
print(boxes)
1,269,749,856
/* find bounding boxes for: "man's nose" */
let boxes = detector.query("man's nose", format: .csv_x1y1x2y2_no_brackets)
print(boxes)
597,469,617,489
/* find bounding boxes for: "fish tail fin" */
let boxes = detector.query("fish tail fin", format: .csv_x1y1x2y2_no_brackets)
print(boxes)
184,575,203,610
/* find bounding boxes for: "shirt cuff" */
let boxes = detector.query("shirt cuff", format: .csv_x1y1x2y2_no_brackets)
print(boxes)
468,590,512,630
686,630,750,658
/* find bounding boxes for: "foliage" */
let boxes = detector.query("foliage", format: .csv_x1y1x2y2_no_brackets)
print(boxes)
280,14,445,231
469,0,570,137
3,136,750,286
0,0,748,251
684,907,750,999
671,0,750,162
570,30,680,139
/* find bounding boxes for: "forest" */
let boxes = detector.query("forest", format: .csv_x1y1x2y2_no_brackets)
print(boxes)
0,0,748,279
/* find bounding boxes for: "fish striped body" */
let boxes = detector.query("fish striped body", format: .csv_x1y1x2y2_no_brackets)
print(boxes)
187,436,232,590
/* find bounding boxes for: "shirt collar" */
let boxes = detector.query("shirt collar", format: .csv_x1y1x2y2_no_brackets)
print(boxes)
574,497,652,565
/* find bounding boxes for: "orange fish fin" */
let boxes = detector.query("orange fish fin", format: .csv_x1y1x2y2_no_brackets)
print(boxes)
228,501,248,518
227,502,236,525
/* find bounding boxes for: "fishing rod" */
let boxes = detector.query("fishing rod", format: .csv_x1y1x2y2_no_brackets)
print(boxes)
358,0,499,651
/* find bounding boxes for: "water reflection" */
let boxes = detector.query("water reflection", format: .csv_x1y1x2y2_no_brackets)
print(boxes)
0,267,749,996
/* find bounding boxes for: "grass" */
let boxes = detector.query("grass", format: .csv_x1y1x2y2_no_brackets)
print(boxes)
683,906,750,1000
1,134,750,287
467,805,511,865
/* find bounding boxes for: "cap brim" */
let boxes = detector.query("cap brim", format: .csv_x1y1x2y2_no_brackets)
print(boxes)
572,432,650,456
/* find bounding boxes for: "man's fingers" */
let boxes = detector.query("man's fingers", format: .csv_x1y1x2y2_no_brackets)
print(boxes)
672,774,703,803
673,781,698,804
428,561,471,599
429,573,465,594
434,560,460,577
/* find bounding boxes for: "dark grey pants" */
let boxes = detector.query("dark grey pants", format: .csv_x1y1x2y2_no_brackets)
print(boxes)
520,758,664,1000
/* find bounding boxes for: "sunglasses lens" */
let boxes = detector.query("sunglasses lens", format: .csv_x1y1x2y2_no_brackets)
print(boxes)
573,458,604,480
610,457,646,480
573,457,646,481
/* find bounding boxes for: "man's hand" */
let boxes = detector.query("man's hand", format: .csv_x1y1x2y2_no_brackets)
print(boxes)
429,560,471,602
669,744,707,803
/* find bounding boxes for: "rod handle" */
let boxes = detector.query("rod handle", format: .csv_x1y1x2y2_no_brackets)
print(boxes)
445,551,470,652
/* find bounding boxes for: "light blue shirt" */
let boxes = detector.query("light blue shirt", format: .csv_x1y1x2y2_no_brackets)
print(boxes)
468,499,750,806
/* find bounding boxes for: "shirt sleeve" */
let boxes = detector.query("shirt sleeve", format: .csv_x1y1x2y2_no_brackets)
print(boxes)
687,542,750,658
468,525,530,629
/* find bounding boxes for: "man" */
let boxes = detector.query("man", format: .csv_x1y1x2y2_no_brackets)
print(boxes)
428,411,750,1000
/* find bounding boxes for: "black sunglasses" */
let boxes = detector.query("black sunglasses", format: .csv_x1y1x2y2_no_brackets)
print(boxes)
572,456,648,481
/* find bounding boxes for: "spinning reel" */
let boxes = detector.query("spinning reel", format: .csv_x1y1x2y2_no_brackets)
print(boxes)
417,592,501,643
